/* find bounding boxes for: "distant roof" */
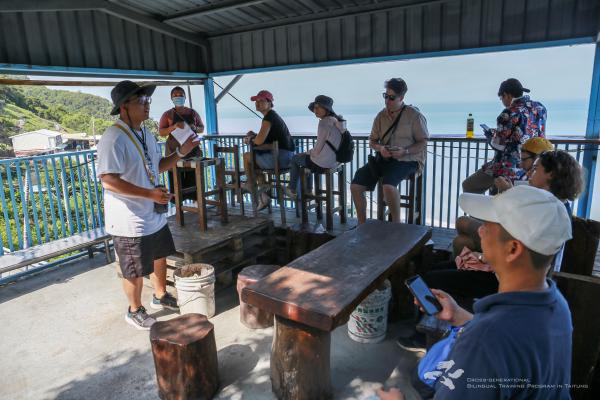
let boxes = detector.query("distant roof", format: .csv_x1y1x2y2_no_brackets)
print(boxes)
11,129,62,138
63,132,91,140
0,1,598,76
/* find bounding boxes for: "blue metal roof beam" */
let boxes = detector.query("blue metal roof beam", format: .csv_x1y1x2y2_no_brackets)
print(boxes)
0,63,208,79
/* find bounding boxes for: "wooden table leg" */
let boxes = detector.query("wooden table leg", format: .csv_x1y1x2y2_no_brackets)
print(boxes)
325,173,333,231
173,166,184,226
271,316,332,400
300,169,309,225
339,166,347,224
315,174,323,221
196,163,208,232
216,159,229,224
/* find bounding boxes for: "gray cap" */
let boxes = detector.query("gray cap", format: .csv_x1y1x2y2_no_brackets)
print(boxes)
110,80,156,115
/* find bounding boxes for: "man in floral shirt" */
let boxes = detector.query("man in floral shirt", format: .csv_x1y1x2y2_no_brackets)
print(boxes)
462,78,547,194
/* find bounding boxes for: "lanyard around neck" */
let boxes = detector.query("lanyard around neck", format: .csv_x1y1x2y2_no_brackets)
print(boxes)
113,123,156,186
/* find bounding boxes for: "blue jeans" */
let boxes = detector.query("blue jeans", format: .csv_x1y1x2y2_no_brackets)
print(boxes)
289,154,315,194
255,149,294,170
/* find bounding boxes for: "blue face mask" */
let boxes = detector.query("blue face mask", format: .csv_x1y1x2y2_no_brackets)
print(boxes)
172,97,185,107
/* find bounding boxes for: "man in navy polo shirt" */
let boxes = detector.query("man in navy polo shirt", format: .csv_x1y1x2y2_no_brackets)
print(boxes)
377,185,573,400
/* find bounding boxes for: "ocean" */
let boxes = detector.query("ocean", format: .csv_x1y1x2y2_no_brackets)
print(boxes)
216,100,590,137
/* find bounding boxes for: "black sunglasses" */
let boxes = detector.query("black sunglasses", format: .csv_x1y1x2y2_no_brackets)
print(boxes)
382,93,398,101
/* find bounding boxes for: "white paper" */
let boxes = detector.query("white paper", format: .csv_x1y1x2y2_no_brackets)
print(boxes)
171,122,199,145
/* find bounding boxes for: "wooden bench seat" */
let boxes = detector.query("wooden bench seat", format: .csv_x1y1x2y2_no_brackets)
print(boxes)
0,227,111,275
242,220,431,399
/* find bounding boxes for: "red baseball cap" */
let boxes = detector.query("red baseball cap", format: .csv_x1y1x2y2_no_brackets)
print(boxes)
250,90,274,102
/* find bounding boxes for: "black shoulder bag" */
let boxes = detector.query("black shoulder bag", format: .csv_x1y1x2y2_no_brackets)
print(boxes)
367,106,406,178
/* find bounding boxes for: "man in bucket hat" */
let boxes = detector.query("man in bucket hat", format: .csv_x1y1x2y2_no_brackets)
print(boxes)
97,80,199,330
377,185,573,399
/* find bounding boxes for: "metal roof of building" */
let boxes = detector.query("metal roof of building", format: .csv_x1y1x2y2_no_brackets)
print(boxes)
0,0,599,76
11,129,62,138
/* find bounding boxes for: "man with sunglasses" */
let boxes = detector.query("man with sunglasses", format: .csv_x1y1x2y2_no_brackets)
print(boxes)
462,78,547,194
97,80,199,330
351,78,429,224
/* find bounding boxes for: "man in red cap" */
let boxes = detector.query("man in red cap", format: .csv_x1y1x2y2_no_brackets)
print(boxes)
243,90,295,210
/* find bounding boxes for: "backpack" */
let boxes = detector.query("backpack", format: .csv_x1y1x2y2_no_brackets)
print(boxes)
326,129,355,163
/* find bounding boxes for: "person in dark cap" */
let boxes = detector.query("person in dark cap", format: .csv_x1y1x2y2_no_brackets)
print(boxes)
242,90,295,210
97,80,199,330
285,95,345,199
462,78,547,194
351,78,429,224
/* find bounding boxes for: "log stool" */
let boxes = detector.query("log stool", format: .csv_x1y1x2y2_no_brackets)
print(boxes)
150,313,219,400
376,172,423,224
236,264,280,329
300,163,347,231
172,157,228,231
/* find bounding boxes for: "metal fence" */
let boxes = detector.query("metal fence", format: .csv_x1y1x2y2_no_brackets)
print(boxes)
1,135,598,256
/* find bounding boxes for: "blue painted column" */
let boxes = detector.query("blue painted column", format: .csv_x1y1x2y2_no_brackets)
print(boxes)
203,78,218,135
578,38,600,218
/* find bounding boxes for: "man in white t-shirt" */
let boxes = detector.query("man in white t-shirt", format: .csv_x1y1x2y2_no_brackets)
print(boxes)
97,80,199,330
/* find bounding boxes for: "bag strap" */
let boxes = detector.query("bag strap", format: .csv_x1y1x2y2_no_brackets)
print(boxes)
325,120,345,152
380,105,406,145
113,123,156,186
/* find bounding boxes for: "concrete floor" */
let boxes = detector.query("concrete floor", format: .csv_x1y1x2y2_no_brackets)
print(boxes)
0,254,424,400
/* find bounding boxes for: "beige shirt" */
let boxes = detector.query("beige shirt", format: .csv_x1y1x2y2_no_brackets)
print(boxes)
369,105,429,170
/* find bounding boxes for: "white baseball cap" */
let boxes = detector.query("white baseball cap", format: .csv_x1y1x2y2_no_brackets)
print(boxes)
459,185,572,256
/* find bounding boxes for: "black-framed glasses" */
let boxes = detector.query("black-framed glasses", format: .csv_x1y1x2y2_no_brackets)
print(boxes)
129,95,152,105
382,93,397,101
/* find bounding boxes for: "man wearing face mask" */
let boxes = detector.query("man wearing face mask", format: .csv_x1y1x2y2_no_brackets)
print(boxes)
98,81,199,330
159,86,204,200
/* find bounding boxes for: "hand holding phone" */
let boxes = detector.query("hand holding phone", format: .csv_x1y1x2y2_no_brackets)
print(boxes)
405,275,443,315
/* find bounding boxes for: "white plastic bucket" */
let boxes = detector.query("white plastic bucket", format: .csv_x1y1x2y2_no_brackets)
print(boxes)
174,263,216,318
348,280,392,343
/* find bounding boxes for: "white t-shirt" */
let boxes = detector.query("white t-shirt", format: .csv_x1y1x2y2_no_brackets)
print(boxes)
97,119,167,237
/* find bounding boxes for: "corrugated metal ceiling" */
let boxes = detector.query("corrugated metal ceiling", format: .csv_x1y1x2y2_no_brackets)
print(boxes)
0,0,598,76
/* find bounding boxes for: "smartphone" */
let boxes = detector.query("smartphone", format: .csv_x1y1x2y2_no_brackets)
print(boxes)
405,275,443,315
480,124,491,134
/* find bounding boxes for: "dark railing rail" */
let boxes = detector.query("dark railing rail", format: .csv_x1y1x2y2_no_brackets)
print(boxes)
1,135,598,262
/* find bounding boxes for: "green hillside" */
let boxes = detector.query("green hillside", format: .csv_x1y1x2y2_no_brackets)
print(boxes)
0,76,116,154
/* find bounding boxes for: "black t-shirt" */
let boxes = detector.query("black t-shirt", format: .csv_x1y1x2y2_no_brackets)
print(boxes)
262,110,295,152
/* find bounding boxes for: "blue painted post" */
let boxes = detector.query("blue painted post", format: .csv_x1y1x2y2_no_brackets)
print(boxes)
204,78,219,186
578,39,600,218
204,78,219,137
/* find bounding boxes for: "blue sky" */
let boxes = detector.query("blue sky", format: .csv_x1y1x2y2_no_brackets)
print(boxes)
41,43,595,135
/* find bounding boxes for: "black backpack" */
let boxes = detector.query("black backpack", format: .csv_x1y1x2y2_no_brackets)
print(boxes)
326,129,355,163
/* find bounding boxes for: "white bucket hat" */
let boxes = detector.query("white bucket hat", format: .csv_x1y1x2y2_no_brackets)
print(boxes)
459,185,572,256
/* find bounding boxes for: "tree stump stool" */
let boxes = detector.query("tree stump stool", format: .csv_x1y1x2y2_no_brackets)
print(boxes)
237,264,280,329
150,313,219,400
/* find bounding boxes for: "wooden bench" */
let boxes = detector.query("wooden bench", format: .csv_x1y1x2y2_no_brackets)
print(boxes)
0,227,112,275
242,220,431,399
553,272,600,398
